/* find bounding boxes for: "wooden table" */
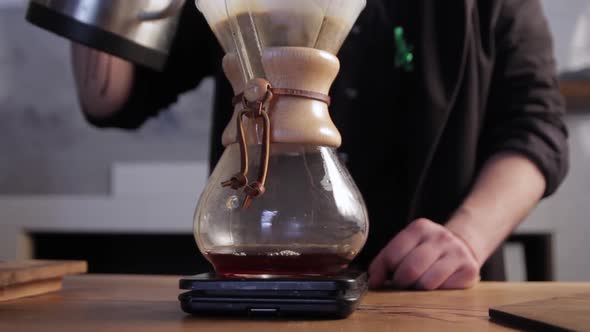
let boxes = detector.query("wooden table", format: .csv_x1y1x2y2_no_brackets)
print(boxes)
1,275,589,332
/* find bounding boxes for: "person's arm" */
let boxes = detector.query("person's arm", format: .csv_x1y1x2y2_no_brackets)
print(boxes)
71,44,135,120
368,0,568,290
368,152,545,290
71,4,220,129
444,151,546,276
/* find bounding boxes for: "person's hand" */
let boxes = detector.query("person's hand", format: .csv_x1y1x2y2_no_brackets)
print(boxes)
368,218,481,290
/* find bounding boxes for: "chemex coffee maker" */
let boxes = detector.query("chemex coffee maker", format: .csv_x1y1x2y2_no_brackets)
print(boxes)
27,0,370,319
180,0,370,318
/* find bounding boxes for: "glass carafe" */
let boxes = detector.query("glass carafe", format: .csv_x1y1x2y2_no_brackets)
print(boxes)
194,0,368,277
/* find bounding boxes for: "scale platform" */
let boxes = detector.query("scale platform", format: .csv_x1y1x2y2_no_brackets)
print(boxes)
179,270,368,319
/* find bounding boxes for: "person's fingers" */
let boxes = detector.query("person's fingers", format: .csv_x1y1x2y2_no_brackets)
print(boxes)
382,219,436,269
367,251,389,289
368,221,428,288
439,263,480,289
415,254,461,290
391,241,443,289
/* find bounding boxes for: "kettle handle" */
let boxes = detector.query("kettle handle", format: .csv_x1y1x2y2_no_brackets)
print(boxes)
138,0,185,21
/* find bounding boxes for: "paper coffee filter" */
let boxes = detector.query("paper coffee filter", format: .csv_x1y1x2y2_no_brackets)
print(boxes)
317,0,366,53
196,0,234,51
197,0,366,54
247,0,326,49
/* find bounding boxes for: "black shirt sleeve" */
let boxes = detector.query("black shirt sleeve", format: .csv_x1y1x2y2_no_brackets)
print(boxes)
482,0,569,197
85,3,221,129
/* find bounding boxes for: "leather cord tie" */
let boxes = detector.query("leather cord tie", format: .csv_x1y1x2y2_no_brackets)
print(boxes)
222,78,272,209
223,80,331,208
232,88,331,107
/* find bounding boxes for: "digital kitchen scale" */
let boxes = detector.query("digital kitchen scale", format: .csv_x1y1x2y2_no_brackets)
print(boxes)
179,270,368,319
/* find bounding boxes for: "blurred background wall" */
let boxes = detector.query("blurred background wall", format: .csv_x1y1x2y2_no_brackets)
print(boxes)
1,0,589,279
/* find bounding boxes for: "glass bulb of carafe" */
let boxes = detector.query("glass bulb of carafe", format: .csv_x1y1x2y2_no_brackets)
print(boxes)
194,143,369,277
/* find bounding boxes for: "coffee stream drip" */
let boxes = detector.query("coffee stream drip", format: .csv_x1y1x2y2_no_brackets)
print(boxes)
193,0,369,277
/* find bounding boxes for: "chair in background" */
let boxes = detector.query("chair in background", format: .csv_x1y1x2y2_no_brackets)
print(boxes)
506,232,554,281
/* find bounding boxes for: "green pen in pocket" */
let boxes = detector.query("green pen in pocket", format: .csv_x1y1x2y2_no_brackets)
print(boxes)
394,26,414,72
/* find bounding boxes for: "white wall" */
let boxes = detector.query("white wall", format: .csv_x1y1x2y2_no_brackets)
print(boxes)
514,114,590,281
0,0,25,8
513,0,590,281
542,0,590,72
0,162,209,261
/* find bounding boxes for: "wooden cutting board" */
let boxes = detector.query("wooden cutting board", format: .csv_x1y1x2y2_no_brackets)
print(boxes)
0,260,87,302
489,294,590,332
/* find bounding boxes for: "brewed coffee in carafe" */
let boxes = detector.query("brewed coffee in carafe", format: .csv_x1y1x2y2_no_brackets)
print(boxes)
194,0,369,278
